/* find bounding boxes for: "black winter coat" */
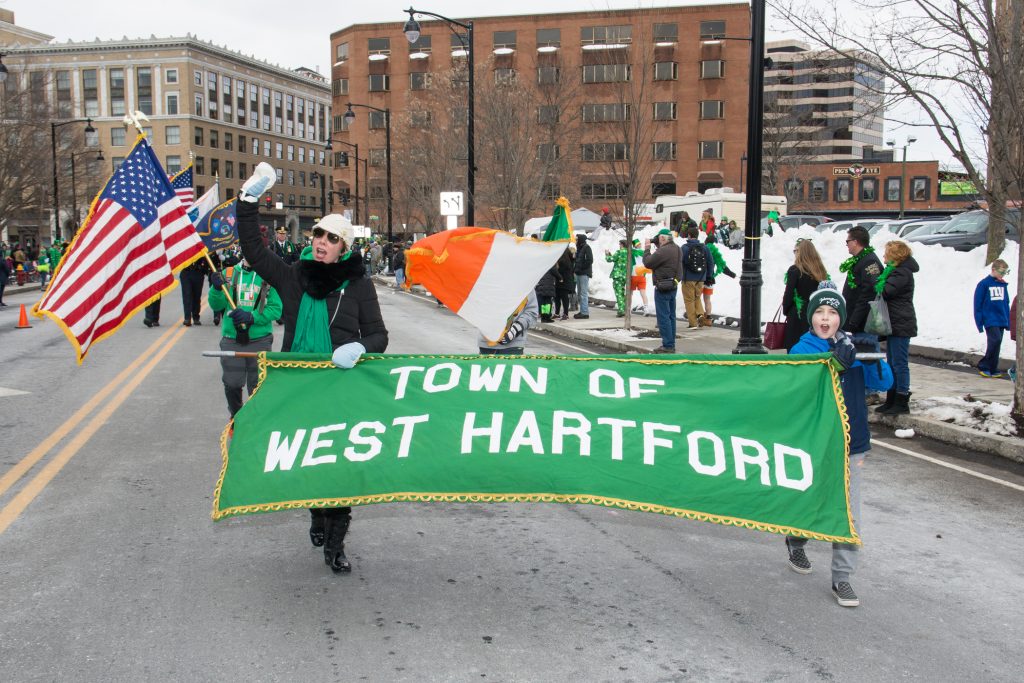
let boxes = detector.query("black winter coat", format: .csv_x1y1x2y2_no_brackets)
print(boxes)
236,201,388,353
781,265,821,350
573,241,594,277
881,256,918,338
556,251,575,294
535,265,559,297
842,250,883,333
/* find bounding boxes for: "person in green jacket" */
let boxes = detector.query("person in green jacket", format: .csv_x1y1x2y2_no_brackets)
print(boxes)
209,259,283,417
48,244,63,276
701,235,737,326
604,239,631,317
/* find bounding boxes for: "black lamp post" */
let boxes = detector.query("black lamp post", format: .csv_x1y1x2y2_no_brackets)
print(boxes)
69,149,105,233
886,135,917,219
51,117,95,241
403,7,475,226
344,103,392,241
311,171,329,221
740,153,748,194
325,136,367,225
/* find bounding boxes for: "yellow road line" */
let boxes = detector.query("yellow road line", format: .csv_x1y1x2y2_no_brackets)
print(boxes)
0,319,184,499
0,320,192,536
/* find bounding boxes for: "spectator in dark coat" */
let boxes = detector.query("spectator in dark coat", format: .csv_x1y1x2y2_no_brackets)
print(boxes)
535,263,559,323
554,247,575,320
876,240,919,415
573,233,594,319
840,226,883,336
782,239,829,350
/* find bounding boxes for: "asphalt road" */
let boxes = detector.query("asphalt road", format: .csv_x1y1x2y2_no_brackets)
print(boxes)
1,282,1023,682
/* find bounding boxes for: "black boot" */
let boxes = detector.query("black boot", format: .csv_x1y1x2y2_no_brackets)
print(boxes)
308,508,325,547
874,389,896,413
881,392,911,415
324,513,352,573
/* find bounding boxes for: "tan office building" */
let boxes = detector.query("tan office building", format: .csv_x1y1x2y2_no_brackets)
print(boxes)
329,3,753,230
2,12,331,243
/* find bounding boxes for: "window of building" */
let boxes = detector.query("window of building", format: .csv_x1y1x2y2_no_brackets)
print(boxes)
207,71,217,87
319,150,326,165
809,178,828,202
165,93,179,115
536,28,561,48
225,160,233,179
287,144,295,161
288,170,295,186
582,103,629,122
698,179,723,193
911,177,930,201
54,70,73,116
652,181,677,196
224,132,233,152
699,100,724,119
410,111,432,128
369,74,390,92
582,64,631,83
298,147,305,163
336,42,349,62
368,37,391,56
195,156,205,176
110,127,126,146
451,33,470,51
410,72,431,91
369,111,387,130
210,158,219,177
85,129,99,147
166,155,182,174
860,178,878,202
537,144,560,161
370,148,386,167
209,130,219,149
407,34,432,54
165,68,178,85
835,178,852,202
784,178,802,200
165,126,180,145
537,105,559,124
581,143,630,161
653,62,678,81
275,142,283,159
264,140,271,157
194,127,204,146
239,162,247,178
299,171,306,187
653,142,677,161
582,183,627,199
653,23,678,43
493,31,516,49
537,66,560,85
698,140,723,159
886,177,901,202
699,20,727,40
109,68,125,116
700,60,724,79
194,70,203,86
653,102,677,121
194,94,203,115
251,137,259,155
494,68,516,85
226,188,235,200
332,79,349,97
580,25,632,45
81,69,99,117
112,157,125,173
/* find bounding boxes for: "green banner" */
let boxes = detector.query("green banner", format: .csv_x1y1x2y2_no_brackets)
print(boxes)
214,353,858,544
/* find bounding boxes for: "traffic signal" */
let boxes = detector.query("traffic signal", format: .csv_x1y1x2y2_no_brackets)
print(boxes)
340,151,349,167
264,194,272,209
341,190,350,206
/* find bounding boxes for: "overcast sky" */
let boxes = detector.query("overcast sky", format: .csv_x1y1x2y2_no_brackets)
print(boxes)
4,0,953,165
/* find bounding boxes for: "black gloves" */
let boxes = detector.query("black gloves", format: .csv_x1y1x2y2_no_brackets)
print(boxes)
829,331,857,373
229,308,255,329
724,267,737,278
706,277,716,287
209,272,226,290
499,322,524,345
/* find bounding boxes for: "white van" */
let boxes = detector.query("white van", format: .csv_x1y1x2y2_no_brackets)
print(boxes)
651,188,788,232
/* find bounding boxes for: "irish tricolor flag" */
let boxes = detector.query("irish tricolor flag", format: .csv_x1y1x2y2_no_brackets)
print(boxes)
405,201,573,341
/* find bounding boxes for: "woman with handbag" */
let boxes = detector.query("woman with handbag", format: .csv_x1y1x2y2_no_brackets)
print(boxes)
875,240,919,414
781,239,829,350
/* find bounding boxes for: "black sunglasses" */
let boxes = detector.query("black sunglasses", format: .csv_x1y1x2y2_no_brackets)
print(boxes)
312,227,341,244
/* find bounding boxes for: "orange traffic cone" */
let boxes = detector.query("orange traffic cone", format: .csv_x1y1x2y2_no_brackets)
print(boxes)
16,304,32,329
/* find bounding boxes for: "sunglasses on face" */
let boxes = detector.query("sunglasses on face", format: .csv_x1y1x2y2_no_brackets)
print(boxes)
313,227,341,244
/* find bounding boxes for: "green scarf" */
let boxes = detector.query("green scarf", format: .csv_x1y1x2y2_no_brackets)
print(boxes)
875,262,896,296
838,246,875,289
290,247,350,354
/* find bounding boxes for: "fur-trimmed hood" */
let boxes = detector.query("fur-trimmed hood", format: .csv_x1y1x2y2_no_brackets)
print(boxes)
297,250,366,299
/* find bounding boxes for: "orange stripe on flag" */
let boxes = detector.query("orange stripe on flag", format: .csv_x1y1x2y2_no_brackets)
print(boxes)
405,228,495,312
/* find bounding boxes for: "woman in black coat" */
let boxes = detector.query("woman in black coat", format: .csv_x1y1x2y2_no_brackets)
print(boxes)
554,247,575,320
535,264,559,323
236,197,388,574
876,239,918,415
782,239,829,350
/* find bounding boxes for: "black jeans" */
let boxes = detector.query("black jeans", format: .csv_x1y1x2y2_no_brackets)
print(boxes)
180,270,205,322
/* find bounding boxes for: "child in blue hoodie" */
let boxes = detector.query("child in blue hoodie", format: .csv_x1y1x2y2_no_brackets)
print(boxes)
973,259,1012,378
786,281,868,608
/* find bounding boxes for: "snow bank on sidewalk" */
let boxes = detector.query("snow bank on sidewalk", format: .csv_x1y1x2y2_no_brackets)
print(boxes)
914,396,1017,437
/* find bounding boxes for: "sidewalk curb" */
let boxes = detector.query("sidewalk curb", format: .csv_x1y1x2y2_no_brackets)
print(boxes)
869,413,1023,464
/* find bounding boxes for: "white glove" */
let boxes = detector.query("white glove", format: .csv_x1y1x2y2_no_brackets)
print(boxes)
239,162,277,202
331,342,366,369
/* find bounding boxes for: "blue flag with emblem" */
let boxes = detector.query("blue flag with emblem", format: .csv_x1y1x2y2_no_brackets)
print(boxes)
195,198,238,251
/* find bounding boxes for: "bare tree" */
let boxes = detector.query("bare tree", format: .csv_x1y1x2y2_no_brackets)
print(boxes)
773,0,1024,425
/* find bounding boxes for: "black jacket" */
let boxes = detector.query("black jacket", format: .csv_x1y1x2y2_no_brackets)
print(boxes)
781,265,820,350
556,250,575,294
882,256,919,338
535,265,559,297
573,240,593,277
236,200,388,353
842,250,883,333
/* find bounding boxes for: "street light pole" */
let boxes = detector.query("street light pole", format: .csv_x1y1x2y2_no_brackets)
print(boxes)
344,103,393,241
69,150,104,233
403,7,474,226
50,118,95,242
328,138,365,225
740,153,748,193
887,136,917,219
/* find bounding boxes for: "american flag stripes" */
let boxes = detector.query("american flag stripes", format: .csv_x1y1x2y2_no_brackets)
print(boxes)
33,136,206,363
170,164,194,211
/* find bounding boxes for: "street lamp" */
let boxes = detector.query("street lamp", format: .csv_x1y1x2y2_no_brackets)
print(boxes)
0,53,9,84
740,153,748,194
69,149,105,232
51,117,95,241
886,135,917,219
325,136,368,225
310,171,329,223
343,103,393,242
402,7,475,226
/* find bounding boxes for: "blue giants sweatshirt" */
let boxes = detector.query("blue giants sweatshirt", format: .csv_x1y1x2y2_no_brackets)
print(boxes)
973,275,1010,331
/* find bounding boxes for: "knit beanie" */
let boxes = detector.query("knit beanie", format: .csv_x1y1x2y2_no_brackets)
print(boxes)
806,280,847,326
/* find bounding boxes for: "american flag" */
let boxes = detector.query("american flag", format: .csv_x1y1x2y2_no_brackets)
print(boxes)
33,137,206,363
170,164,194,211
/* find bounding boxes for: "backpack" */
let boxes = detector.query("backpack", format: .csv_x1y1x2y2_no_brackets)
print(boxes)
683,243,707,275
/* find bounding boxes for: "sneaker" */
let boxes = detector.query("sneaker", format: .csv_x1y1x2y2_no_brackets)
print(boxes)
651,346,674,354
832,582,860,607
979,370,1004,378
573,313,589,319
786,538,812,574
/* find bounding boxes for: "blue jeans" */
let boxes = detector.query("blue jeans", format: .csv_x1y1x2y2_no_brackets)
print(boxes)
654,288,676,350
576,274,590,315
885,336,911,393
979,327,1004,374
395,268,405,288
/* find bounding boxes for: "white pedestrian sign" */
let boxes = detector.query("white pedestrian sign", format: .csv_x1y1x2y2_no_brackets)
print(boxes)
440,192,464,217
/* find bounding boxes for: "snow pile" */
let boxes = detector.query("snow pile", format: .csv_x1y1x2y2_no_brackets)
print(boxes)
913,396,1018,437
581,327,651,342
587,225,1019,359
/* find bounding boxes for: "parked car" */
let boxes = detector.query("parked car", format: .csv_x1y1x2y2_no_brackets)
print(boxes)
900,220,948,238
761,214,833,232
906,209,1021,250
823,219,880,235
870,217,950,237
